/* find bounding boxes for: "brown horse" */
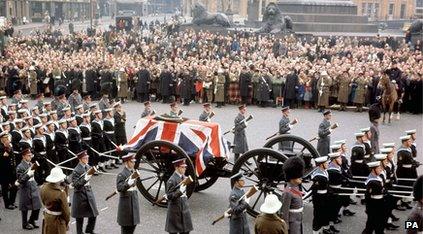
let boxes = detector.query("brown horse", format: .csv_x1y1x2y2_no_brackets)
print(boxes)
378,75,398,124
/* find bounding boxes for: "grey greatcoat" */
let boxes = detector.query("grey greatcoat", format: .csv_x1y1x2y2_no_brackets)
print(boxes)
71,163,99,218
16,160,42,211
229,186,250,234
214,74,226,103
317,119,331,156
165,171,193,233
199,111,210,122
233,114,249,154
116,167,140,227
279,115,292,150
370,122,380,154
280,183,303,234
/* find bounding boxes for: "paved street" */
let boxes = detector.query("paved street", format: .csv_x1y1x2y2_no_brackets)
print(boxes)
1,99,421,234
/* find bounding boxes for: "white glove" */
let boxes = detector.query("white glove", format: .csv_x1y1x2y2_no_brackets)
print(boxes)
27,169,34,177
224,211,231,218
288,124,292,129
84,174,92,181
179,184,186,194
128,178,135,186
244,196,250,204
329,129,332,133
244,122,248,127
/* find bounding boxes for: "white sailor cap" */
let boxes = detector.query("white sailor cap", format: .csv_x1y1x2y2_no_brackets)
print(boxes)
405,129,416,135
43,102,51,106
9,103,17,107
113,101,121,108
354,132,365,137
330,144,341,150
360,127,370,133
400,135,411,141
1,121,10,126
49,110,57,115
314,156,328,164
62,106,71,112
367,161,381,168
0,96,7,99
31,106,39,111
328,152,341,159
89,103,97,109
75,104,84,110
23,116,32,120
7,111,16,115
104,108,113,112
45,120,54,126
58,119,67,124
82,112,91,117
21,126,31,132
93,110,102,114
17,109,27,114
34,123,43,129
39,113,48,118
66,117,76,122
19,100,29,104
334,139,346,145
374,154,387,161
383,143,395,148
380,148,393,154
14,118,24,123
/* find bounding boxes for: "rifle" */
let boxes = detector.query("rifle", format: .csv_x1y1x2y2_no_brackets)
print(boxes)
212,185,258,225
223,115,254,135
178,109,183,116
265,118,298,140
155,175,193,205
309,123,339,142
15,161,39,186
105,170,140,201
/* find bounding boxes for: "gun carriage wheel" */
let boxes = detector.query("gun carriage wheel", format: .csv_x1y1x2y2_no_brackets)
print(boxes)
134,140,197,207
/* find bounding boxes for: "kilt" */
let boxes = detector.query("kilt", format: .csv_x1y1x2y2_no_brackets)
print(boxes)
228,82,241,104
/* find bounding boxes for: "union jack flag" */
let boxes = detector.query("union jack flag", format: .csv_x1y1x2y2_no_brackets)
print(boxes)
125,118,230,176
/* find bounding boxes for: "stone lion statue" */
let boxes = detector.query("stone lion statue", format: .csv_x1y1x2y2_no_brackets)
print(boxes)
258,3,293,33
408,19,422,34
192,3,231,27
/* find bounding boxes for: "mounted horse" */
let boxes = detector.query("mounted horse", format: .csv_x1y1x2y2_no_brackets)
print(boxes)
378,71,399,124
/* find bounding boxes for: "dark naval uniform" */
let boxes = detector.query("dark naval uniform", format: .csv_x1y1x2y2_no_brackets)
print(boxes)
327,162,349,222
68,126,82,167
33,135,48,184
228,186,250,234
165,171,193,234
44,132,56,165
114,111,127,146
350,142,369,177
54,129,68,165
280,182,303,234
80,123,94,165
16,160,42,228
317,119,331,156
0,143,17,209
91,119,106,167
116,167,140,234
279,115,292,151
311,168,330,232
233,114,248,155
396,146,418,186
71,163,99,234
363,174,387,234
363,140,373,163
11,129,23,164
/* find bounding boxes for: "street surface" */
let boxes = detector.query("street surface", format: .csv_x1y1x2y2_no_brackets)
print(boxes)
0,99,421,234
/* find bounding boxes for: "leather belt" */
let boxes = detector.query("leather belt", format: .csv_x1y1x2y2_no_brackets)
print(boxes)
371,195,383,199
105,131,114,134
289,207,304,213
82,137,91,141
354,160,364,163
402,164,412,168
44,208,62,216
317,190,327,194
330,185,341,188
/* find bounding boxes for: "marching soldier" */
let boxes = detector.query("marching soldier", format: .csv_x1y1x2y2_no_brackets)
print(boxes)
80,113,95,167
91,110,107,172
280,156,305,234
61,106,73,120
54,119,69,166
71,150,99,234
11,118,24,163
114,101,127,147
40,167,70,234
0,131,18,210
31,107,41,125
116,154,140,234
405,129,417,158
233,105,249,163
16,147,42,230
198,103,213,122
169,102,180,117
141,101,154,118
49,111,59,129
99,92,111,115
350,132,369,177
311,156,331,234
74,104,84,125
89,103,98,121
104,108,118,169
39,113,48,125
33,123,49,184
361,127,373,162
19,126,33,157
316,110,332,157
165,158,193,234
68,117,82,168
82,95,92,112
279,106,297,150
44,121,57,165
363,161,387,234
68,88,82,112
0,95,8,120
227,172,250,234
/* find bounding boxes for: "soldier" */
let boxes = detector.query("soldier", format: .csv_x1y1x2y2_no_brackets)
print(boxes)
74,104,84,125
165,158,193,234
141,101,155,118
0,95,8,120
40,167,70,234
214,68,226,108
68,88,82,112
82,95,92,112
91,110,107,172
114,101,126,165
117,68,129,103
198,103,213,122
19,127,33,159
1,121,11,133
316,71,332,112
68,117,82,168
44,121,57,165
16,147,42,230
54,119,69,166
238,66,252,105
278,106,297,150
350,132,369,177
104,108,118,169
255,194,287,234
49,111,59,130
80,113,94,165
233,105,249,163
33,123,49,184
116,154,140,234
11,119,24,163
0,131,18,210
405,129,417,158
28,66,38,99
227,172,250,234
39,113,48,125
62,106,73,120
311,156,331,234
280,156,305,234
361,127,373,162
316,110,332,157
169,102,181,117
71,150,99,234
89,103,98,121
99,92,111,115
353,72,367,112
369,116,380,154
337,70,350,111
362,161,387,234
136,65,151,103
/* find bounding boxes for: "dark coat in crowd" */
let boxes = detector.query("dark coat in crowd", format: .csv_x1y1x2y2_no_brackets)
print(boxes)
284,72,299,100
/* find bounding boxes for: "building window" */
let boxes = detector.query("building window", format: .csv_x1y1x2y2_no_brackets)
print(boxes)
417,0,423,8
375,3,379,18
362,2,366,15
388,3,394,15
400,4,406,18
367,3,373,16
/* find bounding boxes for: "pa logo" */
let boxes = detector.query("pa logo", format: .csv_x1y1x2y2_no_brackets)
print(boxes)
405,221,419,229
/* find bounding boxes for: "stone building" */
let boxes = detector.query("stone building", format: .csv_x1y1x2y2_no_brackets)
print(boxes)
353,0,416,20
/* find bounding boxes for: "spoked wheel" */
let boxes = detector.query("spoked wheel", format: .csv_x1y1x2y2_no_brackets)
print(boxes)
135,140,197,207
195,172,219,192
194,157,227,192
232,148,288,217
264,134,320,177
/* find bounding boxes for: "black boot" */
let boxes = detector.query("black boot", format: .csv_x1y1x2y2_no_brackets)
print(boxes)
329,225,340,233
385,223,399,230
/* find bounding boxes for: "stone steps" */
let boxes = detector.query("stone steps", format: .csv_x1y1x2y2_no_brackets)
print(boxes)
282,12,369,24
293,21,378,32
